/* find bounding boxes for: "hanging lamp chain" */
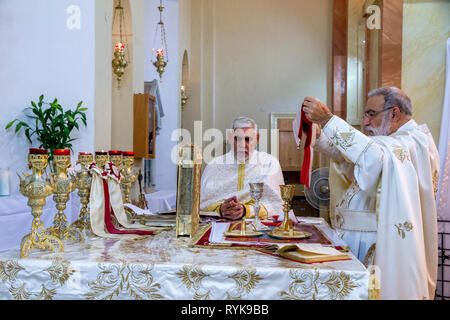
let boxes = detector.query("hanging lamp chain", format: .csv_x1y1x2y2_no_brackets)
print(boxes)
158,0,168,62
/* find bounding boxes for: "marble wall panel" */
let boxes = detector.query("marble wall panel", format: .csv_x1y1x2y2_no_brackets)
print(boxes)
402,0,450,145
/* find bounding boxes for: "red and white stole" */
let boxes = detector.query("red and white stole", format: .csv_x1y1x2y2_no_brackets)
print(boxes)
297,105,316,189
89,162,154,238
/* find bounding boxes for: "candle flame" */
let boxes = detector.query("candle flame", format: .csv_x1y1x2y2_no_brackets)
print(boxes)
115,42,125,51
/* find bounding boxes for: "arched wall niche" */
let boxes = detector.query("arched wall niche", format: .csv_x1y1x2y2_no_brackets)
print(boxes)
182,50,189,85
181,49,189,128
111,0,134,151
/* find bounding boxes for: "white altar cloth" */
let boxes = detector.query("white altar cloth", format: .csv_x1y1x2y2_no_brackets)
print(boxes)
145,190,176,213
0,192,81,252
0,224,370,300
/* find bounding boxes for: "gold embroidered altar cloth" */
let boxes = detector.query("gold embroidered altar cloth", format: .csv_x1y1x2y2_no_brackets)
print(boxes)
0,225,370,300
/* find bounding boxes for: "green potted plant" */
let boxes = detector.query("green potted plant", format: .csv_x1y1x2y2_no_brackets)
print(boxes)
5,94,88,168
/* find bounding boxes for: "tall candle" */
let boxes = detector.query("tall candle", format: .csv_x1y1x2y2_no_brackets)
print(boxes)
0,168,10,196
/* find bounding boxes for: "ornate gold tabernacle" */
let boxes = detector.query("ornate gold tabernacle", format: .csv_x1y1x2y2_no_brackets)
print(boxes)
175,144,202,237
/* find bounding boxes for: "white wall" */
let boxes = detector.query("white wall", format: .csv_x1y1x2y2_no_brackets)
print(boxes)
144,0,179,191
402,0,450,145
0,0,179,193
111,0,136,152
178,0,333,154
94,0,114,151
213,0,332,132
0,0,96,193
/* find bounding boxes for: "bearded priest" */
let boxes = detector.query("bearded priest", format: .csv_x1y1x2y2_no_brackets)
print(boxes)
294,87,439,300
200,117,285,220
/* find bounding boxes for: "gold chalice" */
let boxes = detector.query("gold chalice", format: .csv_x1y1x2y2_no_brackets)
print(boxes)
267,184,311,240
18,149,64,258
279,184,295,231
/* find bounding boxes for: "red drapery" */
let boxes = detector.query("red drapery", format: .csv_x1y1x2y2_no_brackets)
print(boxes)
298,106,313,189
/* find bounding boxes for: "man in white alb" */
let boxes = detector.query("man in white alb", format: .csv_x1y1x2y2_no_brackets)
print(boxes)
200,117,285,220
294,87,440,300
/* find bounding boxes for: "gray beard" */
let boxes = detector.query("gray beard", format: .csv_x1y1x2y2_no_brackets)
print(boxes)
365,116,391,136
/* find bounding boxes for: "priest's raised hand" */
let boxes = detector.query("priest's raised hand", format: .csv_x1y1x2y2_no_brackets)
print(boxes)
295,87,440,300
219,196,245,220
302,96,333,127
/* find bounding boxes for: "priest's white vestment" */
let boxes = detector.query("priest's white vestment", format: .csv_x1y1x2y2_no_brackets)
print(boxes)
200,150,285,219
312,115,439,300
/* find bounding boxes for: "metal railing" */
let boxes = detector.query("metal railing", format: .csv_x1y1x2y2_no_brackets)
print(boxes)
436,219,450,300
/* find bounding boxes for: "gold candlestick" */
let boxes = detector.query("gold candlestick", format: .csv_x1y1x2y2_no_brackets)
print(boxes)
120,152,137,204
95,151,108,171
18,149,64,258
70,153,93,234
108,151,122,169
137,169,149,210
120,152,138,222
46,150,84,243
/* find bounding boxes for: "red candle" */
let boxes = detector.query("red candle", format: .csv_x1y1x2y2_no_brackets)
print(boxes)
108,150,122,156
79,152,92,156
95,151,108,155
122,151,135,157
29,148,48,155
54,149,70,156
156,48,164,55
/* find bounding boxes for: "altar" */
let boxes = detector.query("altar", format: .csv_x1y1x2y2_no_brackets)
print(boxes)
0,222,371,300
0,192,80,252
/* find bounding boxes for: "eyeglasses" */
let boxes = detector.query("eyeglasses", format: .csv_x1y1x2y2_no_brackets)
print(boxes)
364,106,395,119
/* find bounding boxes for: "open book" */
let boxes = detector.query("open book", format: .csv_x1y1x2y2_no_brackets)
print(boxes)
259,243,351,264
